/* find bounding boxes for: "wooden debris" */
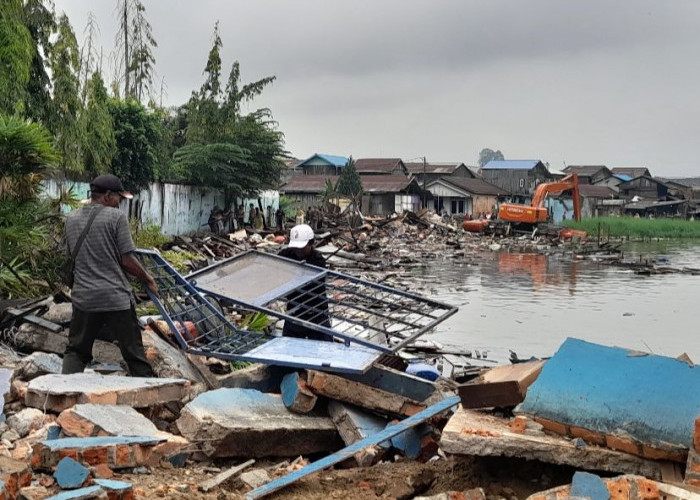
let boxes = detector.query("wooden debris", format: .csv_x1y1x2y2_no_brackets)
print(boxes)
199,459,255,493
458,360,544,408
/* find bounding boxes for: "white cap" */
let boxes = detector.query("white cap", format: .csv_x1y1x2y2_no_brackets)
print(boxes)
288,224,315,248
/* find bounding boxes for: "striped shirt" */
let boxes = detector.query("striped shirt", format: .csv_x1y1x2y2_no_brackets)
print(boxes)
65,204,136,312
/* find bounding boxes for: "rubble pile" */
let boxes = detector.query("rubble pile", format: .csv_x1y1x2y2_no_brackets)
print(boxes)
0,297,697,500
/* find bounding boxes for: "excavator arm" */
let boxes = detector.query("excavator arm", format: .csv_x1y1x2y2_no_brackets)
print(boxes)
498,173,581,224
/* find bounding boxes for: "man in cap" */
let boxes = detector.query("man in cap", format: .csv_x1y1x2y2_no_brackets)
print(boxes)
278,224,332,341
63,174,158,376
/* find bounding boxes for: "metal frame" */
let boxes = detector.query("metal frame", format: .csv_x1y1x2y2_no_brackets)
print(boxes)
135,249,380,373
186,251,459,353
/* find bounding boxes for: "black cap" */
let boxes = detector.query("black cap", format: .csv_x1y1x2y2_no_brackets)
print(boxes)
90,174,133,199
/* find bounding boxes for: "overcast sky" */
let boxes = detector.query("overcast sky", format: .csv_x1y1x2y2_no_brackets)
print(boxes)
53,0,700,176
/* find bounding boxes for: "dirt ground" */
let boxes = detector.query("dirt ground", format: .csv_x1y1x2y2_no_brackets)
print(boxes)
116,455,579,500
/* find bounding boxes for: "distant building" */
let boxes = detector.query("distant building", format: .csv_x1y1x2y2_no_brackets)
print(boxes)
426,177,509,217
611,166,652,179
355,158,407,176
578,184,619,218
295,153,349,176
404,161,474,186
480,160,555,203
562,165,613,185
617,176,669,201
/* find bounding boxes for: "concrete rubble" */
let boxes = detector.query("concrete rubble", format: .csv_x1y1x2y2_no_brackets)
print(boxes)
0,262,698,499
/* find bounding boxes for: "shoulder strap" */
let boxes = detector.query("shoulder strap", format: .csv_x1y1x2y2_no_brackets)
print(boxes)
68,205,106,261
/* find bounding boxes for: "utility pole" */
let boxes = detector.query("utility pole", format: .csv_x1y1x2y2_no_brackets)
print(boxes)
422,156,427,209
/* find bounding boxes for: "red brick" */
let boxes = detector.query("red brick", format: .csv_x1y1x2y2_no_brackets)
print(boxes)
687,478,700,487
569,425,605,445
605,434,641,456
57,448,79,462
91,463,115,479
694,416,700,454
113,445,133,468
606,477,631,500
81,447,110,466
533,417,568,436
641,443,687,462
635,477,659,500
508,416,527,434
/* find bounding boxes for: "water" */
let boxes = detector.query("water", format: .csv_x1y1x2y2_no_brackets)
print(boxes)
411,241,700,364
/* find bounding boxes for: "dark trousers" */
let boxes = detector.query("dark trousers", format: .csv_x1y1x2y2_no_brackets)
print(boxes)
62,306,154,377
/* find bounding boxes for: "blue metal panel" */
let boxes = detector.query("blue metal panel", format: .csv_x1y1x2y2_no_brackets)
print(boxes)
298,153,348,167
246,396,460,499
482,160,541,170
518,338,700,448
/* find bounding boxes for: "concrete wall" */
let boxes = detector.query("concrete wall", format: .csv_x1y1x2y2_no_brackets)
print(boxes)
42,179,279,236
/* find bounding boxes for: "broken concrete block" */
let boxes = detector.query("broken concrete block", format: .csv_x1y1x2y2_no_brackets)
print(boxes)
15,353,63,381
30,436,166,471
441,406,664,479
176,388,341,458
54,457,90,489
44,485,108,500
695,416,700,454
25,374,191,413
19,485,51,500
240,468,270,489
458,360,544,409
57,405,163,438
219,364,287,393
414,489,485,500
93,479,133,500
7,409,47,438
281,372,317,413
0,455,32,499
327,401,388,466
307,368,440,417
141,330,206,386
388,420,422,459
570,471,610,500
686,449,700,488
525,474,660,500
518,338,700,460
0,368,13,414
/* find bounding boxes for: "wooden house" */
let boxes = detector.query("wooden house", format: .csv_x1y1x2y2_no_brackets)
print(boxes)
578,184,618,218
617,176,669,201
295,153,348,176
561,165,613,185
404,161,475,186
355,158,407,176
480,160,555,203
611,167,651,179
426,177,509,217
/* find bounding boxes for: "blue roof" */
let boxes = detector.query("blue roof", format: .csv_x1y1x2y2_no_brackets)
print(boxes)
614,174,632,182
298,153,348,167
483,160,542,170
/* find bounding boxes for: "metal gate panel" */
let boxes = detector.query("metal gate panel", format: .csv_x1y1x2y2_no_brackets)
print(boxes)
186,251,458,353
135,249,380,374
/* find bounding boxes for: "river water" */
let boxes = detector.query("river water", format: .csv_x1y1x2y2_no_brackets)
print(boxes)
410,240,700,364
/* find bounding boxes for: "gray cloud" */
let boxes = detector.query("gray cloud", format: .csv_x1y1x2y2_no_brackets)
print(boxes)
53,0,700,175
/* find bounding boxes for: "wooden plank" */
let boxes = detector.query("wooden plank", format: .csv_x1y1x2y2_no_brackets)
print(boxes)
441,406,663,479
5,308,63,333
199,459,255,493
458,360,544,408
245,396,460,499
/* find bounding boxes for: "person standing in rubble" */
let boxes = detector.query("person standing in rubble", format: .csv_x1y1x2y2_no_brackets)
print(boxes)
275,206,285,229
63,174,157,377
279,224,332,341
236,204,245,230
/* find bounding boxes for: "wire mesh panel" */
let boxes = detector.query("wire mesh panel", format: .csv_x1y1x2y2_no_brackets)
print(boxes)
135,249,380,373
186,251,459,353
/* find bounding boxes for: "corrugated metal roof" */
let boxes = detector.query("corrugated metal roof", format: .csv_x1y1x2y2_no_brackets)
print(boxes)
355,158,403,173
614,174,632,181
563,165,609,176
482,160,543,170
611,167,650,177
404,162,463,174
578,185,617,198
297,153,348,167
432,177,510,196
624,199,686,210
281,175,419,194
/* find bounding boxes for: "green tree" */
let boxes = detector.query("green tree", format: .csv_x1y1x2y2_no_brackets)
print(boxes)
23,0,56,123
336,156,362,207
0,0,33,115
48,13,83,173
478,148,505,168
128,0,157,102
82,71,116,176
108,99,161,191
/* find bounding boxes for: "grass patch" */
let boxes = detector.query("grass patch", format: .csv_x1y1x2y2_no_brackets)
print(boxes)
564,217,700,239
130,221,171,248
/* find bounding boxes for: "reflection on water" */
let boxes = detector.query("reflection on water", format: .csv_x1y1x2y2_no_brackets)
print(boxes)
412,242,700,364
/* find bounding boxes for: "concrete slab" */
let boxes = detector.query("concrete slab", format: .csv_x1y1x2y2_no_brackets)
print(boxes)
93,479,133,499
15,353,63,381
54,457,89,489
570,471,610,500
25,374,191,413
44,485,107,500
176,388,341,458
525,474,660,500
141,330,206,386
441,406,664,479
518,338,700,457
281,372,317,413
57,405,162,438
31,436,166,471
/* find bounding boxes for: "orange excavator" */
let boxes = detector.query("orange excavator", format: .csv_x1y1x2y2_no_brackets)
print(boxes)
498,173,581,225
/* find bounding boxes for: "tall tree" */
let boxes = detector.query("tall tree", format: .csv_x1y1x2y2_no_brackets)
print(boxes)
0,0,33,115
128,0,157,102
48,13,83,172
22,0,56,123
108,99,161,191
79,11,100,104
336,156,362,206
478,148,505,168
82,72,116,176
